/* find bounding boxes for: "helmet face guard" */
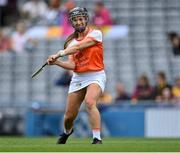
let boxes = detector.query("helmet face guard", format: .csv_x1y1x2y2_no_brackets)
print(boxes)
68,7,89,32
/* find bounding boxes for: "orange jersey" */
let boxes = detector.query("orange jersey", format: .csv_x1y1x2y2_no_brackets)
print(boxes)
67,28,104,73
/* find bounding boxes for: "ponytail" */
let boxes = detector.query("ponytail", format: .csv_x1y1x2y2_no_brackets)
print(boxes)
64,31,78,49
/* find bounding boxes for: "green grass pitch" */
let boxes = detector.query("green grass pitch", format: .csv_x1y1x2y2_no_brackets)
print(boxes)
0,137,180,152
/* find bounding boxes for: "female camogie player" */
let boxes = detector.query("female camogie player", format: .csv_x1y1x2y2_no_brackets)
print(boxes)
46,7,106,144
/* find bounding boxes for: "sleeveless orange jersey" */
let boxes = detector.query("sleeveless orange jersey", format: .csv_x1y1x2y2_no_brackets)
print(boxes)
68,28,104,73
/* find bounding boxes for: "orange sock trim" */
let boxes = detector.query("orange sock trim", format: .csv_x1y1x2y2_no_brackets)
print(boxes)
92,128,100,132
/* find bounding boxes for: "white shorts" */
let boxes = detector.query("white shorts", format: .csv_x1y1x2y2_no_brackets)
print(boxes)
68,70,106,93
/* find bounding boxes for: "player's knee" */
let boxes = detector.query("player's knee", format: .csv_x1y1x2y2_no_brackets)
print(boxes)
84,97,96,110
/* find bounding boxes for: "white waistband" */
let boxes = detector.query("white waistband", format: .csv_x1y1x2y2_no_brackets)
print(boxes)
73,70,105,77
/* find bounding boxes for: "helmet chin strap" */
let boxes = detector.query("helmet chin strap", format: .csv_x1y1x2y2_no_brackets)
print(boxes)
75,26,86,33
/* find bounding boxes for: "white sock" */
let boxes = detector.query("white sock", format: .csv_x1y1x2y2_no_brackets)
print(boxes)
92,129,101,140
64,128,72,135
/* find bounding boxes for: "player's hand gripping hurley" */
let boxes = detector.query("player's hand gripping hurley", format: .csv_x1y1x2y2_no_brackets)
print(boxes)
31,50,65,79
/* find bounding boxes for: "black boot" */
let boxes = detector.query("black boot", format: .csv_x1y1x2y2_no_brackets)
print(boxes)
92,138,102,144
57,129,73,144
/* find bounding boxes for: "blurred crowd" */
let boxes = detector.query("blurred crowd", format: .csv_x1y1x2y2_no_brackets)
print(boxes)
0,0,113,53
55,70,180,105
99,71,180,105
0,0,179,55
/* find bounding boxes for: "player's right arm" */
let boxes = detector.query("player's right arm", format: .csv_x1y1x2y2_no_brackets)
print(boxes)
47,55,75,70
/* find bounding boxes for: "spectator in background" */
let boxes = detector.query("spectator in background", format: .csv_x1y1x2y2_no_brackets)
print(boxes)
158,87,173,103
21,0,48,23
168,32,180,56
115,83,130,103
0,0,19,27
54,70,73,110
45,0,62,25
0,0,8,27
55,70,72,87
98,91,112,113
60,0,76,36
0,28,11,52
11,22,36,53
153,71,172,102
172,77,180,103
131,74,154,103
91,0,112,26
99,91,112,104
